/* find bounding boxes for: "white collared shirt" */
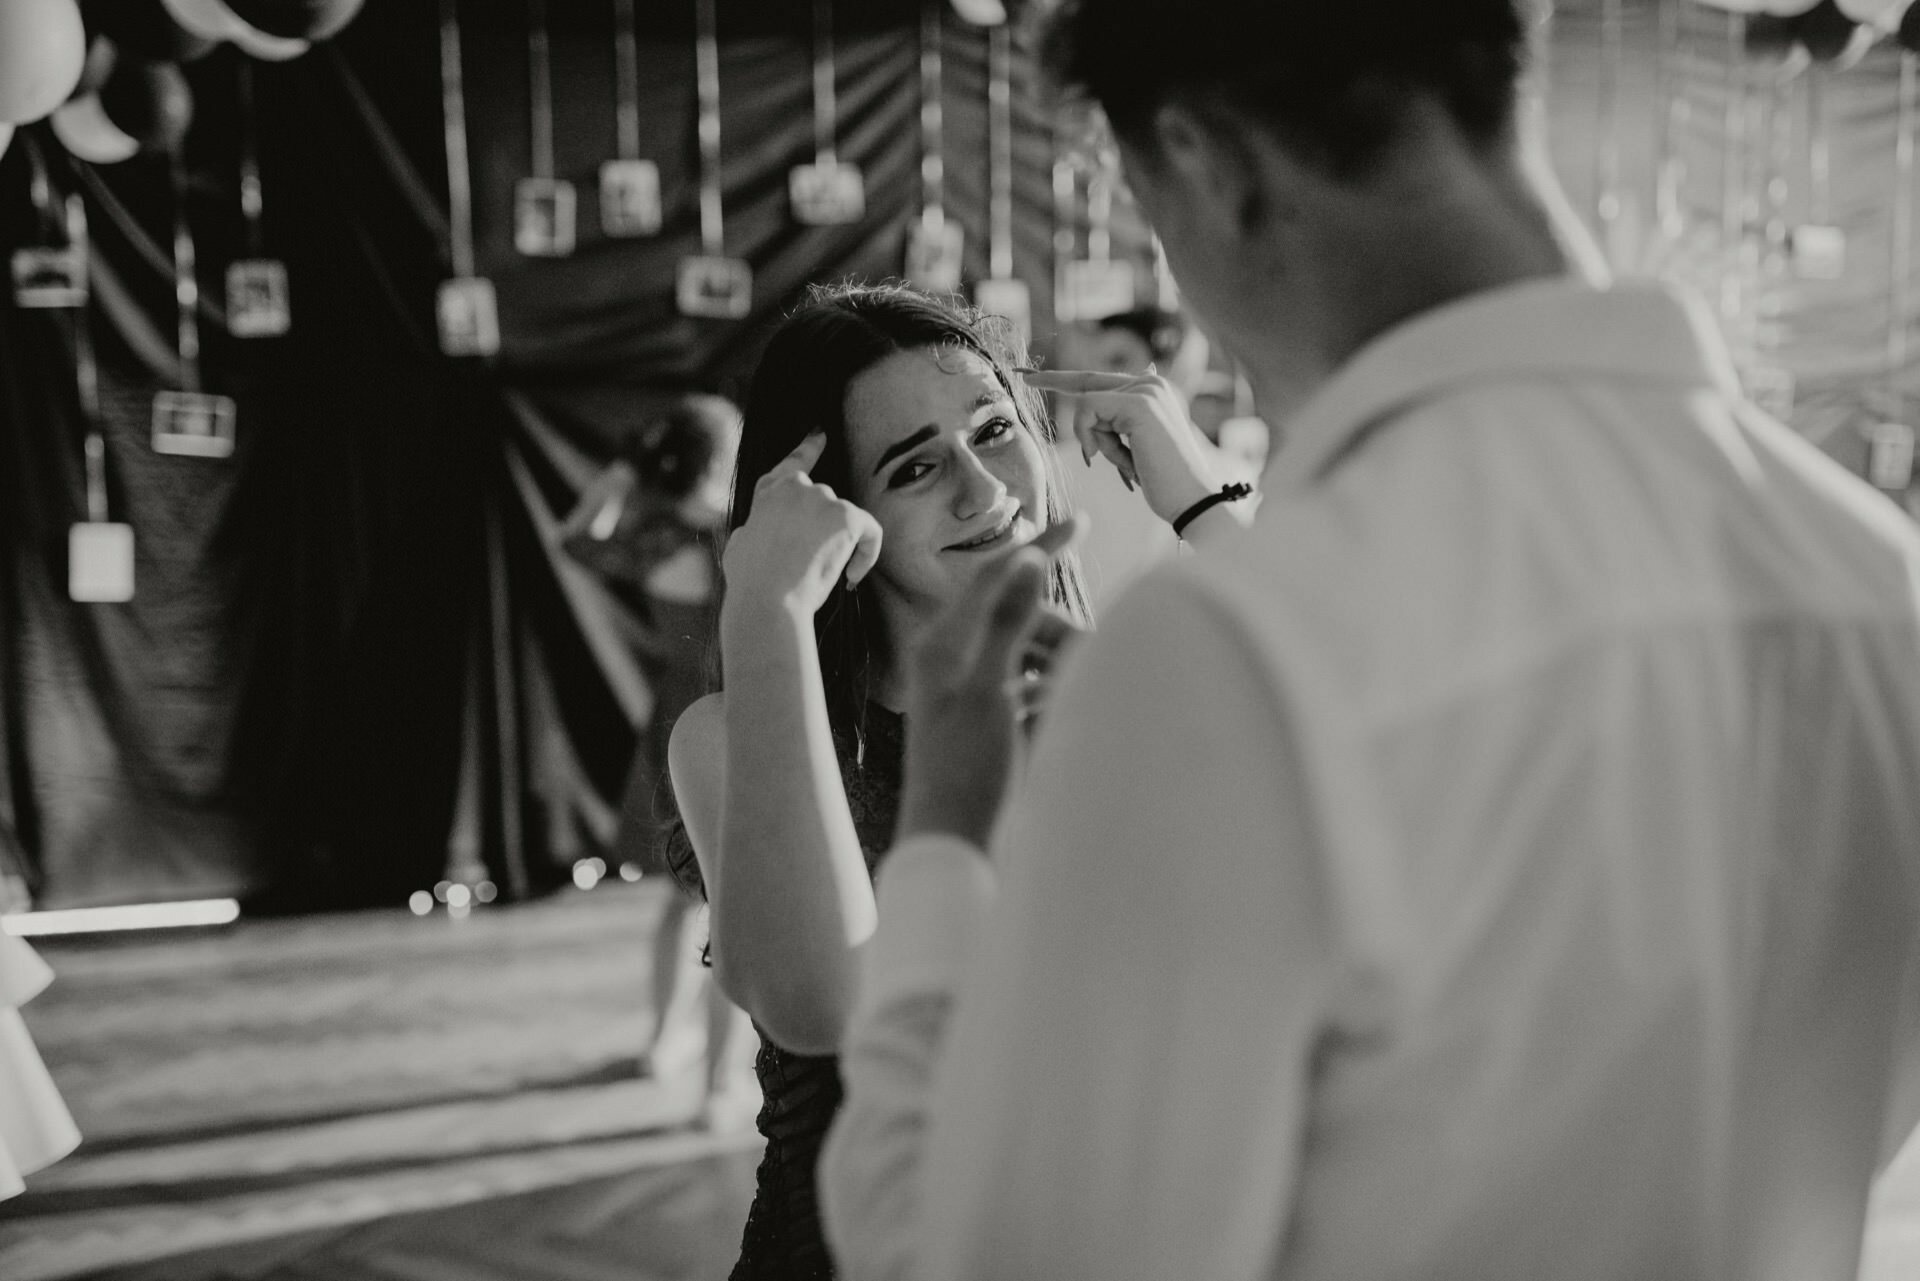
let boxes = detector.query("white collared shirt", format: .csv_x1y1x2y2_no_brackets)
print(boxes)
819,278,1920,1281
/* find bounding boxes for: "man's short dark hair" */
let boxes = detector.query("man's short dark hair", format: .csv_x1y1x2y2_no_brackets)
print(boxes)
1039,0,1530,178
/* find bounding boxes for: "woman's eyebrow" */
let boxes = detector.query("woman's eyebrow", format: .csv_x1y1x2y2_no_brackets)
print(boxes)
873,392,1014,476
873,425,939,476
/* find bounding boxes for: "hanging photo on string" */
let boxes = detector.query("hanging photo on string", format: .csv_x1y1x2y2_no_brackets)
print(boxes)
791,160,864,227
226,258,290,337
151,388,237,459
905,1,962,293
436,0,497,355
790,0,864,226
69,520,134,604
153,148,238,460
438,276,501,356
12,245,86,309
600,158,661,237
973,277,1031,347
677,0,751,320
514,176,577,256
515,0,574,257
676,255,752,320
1792,61,1846,280
13,138,86,309
973,22,1027,346
601,0,661,237
1869,421,1916,492
906,214,964,294
226,60,290,338
66,224,132,605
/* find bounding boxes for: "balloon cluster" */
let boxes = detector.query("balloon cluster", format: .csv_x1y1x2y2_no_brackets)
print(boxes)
1697,0,1920,58
0,0,366,163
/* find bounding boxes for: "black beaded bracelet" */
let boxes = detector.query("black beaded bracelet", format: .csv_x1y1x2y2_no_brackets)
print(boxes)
1171,482,1253,538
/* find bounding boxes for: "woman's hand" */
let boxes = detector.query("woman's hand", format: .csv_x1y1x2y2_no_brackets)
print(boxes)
721,432,883,623
1021,368,1221,526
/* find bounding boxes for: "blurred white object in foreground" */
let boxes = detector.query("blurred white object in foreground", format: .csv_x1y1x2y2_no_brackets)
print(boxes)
0,933,80,1199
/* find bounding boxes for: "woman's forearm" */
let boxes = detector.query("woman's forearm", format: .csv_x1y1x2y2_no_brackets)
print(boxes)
713,600,879,1052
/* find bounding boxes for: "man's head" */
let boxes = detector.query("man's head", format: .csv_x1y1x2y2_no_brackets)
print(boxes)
1040,1,1539,397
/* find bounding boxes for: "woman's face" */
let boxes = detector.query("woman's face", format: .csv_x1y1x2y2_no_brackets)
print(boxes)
841,344,1047,617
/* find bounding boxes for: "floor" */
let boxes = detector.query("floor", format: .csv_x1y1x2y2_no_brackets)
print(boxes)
4,877,1919,1280
1,880,761,1281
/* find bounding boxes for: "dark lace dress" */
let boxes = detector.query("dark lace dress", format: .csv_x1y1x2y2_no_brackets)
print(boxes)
662,705,904,1281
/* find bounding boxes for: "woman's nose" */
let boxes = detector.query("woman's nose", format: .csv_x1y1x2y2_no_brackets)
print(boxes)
952,447,1008,521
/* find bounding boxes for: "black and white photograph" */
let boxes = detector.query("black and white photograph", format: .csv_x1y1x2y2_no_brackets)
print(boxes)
5,2,1920,1280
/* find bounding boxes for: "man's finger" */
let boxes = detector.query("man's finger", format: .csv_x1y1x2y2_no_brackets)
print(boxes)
1026,512,1085,560
971,552,1052,690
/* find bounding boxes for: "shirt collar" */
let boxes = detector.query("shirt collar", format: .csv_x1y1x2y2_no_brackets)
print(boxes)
1263,276,1743,495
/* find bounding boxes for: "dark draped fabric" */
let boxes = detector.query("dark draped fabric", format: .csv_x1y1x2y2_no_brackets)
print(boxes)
0,2,1156,910
5,0,1916,910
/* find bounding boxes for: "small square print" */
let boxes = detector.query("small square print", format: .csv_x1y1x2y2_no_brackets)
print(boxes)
437,277,501,357
676,256,753,320
68,522,135,603
972,276,1031,349
515,177,578,257
790,160,866,226
13,245,86,308
600,159,662,237
151,390,238,459
1869,422,1915,492
226,259,291,337
905,218,965,294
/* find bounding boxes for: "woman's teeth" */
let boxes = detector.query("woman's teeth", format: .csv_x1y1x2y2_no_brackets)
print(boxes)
952,512,1017,550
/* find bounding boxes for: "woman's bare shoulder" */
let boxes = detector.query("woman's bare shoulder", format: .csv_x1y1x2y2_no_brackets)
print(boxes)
667,692,725,787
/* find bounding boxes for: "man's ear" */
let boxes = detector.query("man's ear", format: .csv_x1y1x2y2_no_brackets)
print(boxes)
1150,99,1276,236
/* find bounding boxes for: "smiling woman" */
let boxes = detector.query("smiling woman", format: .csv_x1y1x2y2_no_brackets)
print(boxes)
655,284,1099,1280
658,281,1241,1279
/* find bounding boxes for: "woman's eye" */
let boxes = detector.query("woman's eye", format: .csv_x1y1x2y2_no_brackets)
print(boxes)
888,461,933,489
976,416,1015,445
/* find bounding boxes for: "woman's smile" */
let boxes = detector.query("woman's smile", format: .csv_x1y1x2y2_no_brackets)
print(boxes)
945,504,1026,553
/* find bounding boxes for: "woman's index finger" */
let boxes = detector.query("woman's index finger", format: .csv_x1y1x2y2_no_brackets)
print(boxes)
1017,368,1151,395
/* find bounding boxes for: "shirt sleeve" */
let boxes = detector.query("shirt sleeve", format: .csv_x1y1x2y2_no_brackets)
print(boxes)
819,835,996,1281
825,566,1344,1281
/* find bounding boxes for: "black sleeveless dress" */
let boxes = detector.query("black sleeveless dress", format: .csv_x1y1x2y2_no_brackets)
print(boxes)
661,706,904,1281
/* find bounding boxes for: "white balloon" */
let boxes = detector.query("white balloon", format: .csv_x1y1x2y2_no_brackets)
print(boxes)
949,0,1008,25
0,0,86,125
159,0,239,40
228,24,309,61
158,0,309,60
1836,0,1911,30
51,94,139,164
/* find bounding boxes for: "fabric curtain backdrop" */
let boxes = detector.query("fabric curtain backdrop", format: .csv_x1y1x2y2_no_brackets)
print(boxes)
0,1,1157,911
4,0,1915,910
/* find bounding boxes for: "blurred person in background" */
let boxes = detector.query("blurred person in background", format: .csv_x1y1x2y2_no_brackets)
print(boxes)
561,393,746,1126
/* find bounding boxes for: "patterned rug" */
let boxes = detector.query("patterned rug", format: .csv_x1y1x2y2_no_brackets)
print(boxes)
0,881,762,1280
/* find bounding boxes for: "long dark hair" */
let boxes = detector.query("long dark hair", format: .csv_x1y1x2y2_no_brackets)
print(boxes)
727,282,1093,754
